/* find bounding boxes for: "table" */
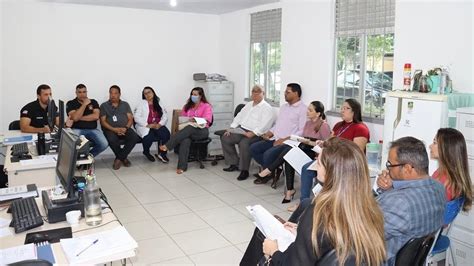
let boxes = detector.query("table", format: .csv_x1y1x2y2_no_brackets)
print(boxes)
0,187,136,264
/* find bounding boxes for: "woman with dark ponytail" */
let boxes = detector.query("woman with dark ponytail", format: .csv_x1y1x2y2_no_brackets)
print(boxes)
255,101,331,202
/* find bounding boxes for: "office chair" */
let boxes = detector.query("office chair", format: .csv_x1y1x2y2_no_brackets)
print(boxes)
9,120,21,130
317,249,356,265
9,259,53,266
426,196,465,265
395,231,438,266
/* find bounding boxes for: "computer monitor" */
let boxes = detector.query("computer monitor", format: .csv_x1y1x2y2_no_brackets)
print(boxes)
56,128,79,198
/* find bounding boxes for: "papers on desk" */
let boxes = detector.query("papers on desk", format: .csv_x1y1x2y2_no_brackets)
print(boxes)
60,226,137,264
0,243,37,265
246,205,296,252
3,135,34,145
19,154,57,166
283,147,312,175
0,184,38,201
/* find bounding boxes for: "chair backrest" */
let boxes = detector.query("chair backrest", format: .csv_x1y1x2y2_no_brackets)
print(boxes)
317,249,356,266
9,120,21,130
234,103,246,117
395,231,437,266
443,196,464,225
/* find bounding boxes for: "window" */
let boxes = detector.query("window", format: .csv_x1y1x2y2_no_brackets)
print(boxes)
250,9,282,103
334,0,395,119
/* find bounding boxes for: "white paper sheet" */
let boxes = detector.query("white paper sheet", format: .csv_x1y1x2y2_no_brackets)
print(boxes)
283,147,312,175
246,205,296,252
0,217,11,228
0,243,37,264
283,139,300,148
0,227,13,238
19,155,57,166
307,160,318,171
193,117,207,126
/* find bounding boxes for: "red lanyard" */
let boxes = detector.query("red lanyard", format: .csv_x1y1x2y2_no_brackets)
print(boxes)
336,122,353,137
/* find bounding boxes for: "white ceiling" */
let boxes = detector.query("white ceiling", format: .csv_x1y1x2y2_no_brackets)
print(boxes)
43,0,280,14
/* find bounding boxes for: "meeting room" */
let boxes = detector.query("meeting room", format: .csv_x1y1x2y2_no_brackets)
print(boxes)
0,0,473,265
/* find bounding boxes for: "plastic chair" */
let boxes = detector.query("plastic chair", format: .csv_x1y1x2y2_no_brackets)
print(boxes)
426,196,465,265
395,231,438,266
9,120,21,130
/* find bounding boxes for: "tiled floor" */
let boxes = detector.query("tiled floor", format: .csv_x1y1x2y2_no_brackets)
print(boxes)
95,152,300,265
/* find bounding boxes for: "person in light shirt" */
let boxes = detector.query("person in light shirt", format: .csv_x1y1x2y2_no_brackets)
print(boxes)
249,83,307,184
218,85,276,180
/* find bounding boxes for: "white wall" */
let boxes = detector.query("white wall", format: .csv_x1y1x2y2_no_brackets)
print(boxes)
393,0,473,92
1,0,220,130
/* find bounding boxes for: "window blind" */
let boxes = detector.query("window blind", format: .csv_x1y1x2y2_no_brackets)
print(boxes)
336,0,395,36
250,8,282,43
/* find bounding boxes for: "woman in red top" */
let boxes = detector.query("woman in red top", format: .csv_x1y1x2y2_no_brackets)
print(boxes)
429,128,472,211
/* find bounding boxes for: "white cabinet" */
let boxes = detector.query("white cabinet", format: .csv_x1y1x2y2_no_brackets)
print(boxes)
196,81,234,155
448,107,474,266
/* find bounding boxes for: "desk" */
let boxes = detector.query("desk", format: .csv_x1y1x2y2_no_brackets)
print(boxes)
0,188,137,264
2,131,93,187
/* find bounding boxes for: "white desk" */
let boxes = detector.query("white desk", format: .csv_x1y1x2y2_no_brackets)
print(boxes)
2,131,93,187
0,188,136,264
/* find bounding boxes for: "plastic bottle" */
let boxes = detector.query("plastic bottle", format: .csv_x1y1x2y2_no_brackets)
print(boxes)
83,174,102,226
439,67,448,94
403,63,412,91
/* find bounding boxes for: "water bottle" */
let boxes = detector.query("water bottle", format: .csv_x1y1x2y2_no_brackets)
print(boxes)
439,67,448,94
37,132,46,155
366,143,382,175
83,174,102,226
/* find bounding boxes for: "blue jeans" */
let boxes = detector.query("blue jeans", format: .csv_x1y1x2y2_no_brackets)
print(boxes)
72,128,109,157
300,160,317,200
142,126,171,154
249,140,288,169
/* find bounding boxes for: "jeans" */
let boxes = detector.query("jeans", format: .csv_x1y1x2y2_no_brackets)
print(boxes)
300,160,317,201
71,128,108,157
249,140,288,169
142,126,171,155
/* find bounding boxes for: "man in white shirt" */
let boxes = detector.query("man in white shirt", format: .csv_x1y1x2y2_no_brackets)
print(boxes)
218,85,276,180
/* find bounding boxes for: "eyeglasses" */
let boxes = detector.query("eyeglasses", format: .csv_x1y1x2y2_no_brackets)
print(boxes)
385,160,407,169
340,106,352,111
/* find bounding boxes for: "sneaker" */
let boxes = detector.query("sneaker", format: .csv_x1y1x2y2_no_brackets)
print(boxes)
156,153,169,163
143,152,155,162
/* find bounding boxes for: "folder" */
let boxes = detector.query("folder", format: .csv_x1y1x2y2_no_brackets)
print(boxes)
36,241,56,264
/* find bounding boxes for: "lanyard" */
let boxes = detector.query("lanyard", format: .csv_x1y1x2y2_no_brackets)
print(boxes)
335,122,353,137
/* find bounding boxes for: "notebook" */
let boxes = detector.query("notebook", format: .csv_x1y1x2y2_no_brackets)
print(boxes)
36,241,55,264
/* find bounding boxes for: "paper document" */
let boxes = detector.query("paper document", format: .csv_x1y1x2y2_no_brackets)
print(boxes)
0,243,37,265
246,205,296,252
312,145,322,154
283,147,312,175
312,183,323,196
193,117,207,126
290,135,307,142
60,226,137,264
0,218,10,228
283,139,300,148
19,155,57,166
0,227,13,238
307,160,318,171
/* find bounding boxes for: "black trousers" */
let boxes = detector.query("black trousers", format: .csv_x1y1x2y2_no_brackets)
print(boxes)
165,125,209,170
103,128,140,160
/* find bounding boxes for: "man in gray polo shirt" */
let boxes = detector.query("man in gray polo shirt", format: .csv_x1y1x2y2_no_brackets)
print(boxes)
100,85,140,170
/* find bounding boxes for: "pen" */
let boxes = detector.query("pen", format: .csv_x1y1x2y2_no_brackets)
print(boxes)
76,239,99,257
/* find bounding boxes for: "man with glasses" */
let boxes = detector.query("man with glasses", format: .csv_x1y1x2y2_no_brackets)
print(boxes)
375,136,445,265
218,85,275,180
66,84,108,157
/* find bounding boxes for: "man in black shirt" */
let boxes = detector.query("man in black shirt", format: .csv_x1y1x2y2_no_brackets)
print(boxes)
20,84,58,133
66,84,108,157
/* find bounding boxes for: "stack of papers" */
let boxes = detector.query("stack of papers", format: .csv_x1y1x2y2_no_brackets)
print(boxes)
60,226,137,264
0,243,37,264
0,184,38,201
246,205,296,252
19,155,57,166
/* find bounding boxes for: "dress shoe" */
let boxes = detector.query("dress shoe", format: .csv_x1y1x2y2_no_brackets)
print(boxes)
236,170,249,181
156,153,169,163
143,152,155,162
281,189,296,204
122,159,131,167
254,172,274,184
223,165,239,172
112,159,122,170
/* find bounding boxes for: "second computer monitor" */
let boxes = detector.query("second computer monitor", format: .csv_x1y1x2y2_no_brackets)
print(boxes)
56,128,79,197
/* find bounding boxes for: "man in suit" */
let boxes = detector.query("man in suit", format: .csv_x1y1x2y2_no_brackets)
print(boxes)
376,136,446,265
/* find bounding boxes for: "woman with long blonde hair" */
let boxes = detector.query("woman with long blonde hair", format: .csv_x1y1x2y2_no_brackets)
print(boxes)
262,137,386,265
430,128,472,211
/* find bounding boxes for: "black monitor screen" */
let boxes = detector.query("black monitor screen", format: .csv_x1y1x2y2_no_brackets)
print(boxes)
56,129,79,196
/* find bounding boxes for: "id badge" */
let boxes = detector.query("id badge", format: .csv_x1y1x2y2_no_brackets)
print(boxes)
112,115,118,122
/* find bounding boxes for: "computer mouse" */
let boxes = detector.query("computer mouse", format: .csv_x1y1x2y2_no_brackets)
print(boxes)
26,233,50,243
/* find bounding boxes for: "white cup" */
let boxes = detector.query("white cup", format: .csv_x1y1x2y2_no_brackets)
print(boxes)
66,210,81,226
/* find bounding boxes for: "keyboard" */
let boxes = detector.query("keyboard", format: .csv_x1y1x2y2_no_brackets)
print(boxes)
11,142,29,156
10,197,44,233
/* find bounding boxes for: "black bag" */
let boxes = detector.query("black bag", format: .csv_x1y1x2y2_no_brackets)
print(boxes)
0,165,8,188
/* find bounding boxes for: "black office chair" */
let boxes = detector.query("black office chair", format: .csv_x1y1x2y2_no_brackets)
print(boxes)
9,120,21,130
395,231,438,266
9,259,53,266
317,249,356,265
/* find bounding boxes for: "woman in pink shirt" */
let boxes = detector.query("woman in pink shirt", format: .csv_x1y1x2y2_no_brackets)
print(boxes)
160,87,213,174
429,128,472,211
